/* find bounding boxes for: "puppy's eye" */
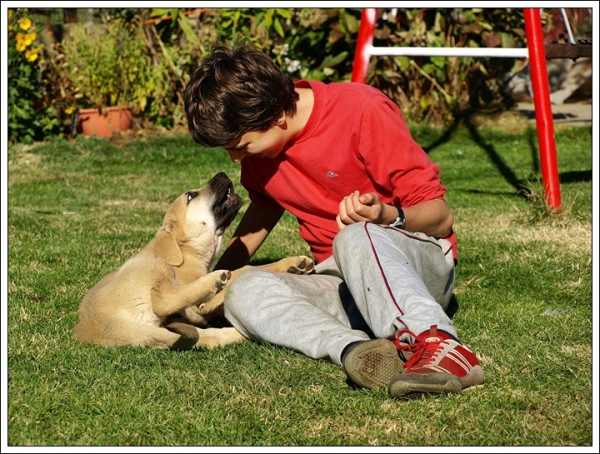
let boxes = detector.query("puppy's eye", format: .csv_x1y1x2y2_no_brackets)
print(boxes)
186,191,198,203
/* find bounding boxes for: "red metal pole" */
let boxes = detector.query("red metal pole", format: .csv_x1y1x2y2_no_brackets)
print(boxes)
351,8,376,83
523,8,562,211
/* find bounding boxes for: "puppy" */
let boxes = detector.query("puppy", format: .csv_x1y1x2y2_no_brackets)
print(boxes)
74,172,314,350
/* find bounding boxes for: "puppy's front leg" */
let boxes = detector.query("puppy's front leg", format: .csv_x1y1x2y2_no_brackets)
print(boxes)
262,256,315,274
152,270,231,318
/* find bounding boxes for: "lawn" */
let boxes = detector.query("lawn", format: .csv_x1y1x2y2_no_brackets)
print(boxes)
4,119,594,448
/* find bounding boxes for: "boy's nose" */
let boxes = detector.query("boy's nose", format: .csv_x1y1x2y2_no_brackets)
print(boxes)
227,149,246,163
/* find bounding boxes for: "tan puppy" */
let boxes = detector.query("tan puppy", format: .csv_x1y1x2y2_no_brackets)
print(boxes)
74,172,314,350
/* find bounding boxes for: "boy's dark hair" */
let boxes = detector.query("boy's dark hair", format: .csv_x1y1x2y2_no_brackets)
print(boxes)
184,43,299,147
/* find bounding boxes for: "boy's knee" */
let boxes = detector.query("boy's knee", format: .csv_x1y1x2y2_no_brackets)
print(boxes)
333,222,369,258
224,269,278,313
334,222,366,245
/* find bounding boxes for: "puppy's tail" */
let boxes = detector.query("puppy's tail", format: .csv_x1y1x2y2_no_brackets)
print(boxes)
164,322,200,350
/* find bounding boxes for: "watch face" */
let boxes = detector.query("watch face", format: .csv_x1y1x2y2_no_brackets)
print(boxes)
391,217,404,228
391,206,405,228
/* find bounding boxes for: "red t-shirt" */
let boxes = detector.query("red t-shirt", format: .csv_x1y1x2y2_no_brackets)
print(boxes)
240,80,457,263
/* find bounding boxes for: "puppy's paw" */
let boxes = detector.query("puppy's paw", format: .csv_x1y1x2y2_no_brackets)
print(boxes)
286,256,315,275
210,269,231,291
182,306,209,327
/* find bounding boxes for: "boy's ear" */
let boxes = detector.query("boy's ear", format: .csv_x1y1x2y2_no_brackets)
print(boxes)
275,112,286,126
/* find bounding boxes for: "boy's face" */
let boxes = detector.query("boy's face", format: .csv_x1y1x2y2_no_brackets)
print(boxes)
222,116,289,163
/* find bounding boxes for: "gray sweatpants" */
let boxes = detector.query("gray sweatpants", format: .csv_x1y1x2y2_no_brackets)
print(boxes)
224,222,456,366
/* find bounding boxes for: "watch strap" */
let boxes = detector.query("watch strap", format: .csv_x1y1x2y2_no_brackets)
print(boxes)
389,205,405,229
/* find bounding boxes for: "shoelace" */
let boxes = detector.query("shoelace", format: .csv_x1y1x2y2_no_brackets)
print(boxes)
394,325,444,370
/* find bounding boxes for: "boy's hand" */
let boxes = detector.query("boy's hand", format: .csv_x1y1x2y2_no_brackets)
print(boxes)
336,190,389,230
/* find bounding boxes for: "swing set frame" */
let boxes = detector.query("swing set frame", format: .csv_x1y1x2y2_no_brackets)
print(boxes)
352,8,592,212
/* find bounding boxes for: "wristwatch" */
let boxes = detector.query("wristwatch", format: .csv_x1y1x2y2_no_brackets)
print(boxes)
389,205,405,229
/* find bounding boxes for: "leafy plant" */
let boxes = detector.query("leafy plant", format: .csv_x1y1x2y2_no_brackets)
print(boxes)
367,8,528,126
12,7,591,143
200,7,530,125
57,18,156,113
7,8,61,143
210,8,362,82
139,8,212,129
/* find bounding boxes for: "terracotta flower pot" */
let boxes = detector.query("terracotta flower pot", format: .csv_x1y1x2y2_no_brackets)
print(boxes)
78,106,133,137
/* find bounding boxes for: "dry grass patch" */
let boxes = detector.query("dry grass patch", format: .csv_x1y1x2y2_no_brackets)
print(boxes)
456,211,591,256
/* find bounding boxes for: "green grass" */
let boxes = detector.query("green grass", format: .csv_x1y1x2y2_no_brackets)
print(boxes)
5,122,593,447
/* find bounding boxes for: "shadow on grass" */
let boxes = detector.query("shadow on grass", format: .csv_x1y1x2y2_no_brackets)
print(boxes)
446,294,459,320
419,108,592,199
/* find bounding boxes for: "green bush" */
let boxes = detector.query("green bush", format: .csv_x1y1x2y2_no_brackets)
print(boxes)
7,8,62,143
368,8,528,125
57,18,157,113
208,8,362,82
188,7,528,125
14,7,592,142
140,8,212,129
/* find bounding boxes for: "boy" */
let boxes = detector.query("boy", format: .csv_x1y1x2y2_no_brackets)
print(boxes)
184,43,484,398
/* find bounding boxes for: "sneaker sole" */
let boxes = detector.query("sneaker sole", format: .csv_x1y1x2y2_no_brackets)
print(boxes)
342,339,405,389
389,366,485,399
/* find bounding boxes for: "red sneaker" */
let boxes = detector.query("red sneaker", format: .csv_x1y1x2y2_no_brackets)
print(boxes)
389,325,484,399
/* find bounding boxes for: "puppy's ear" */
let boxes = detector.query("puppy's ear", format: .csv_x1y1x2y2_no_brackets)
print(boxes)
154,228,183,266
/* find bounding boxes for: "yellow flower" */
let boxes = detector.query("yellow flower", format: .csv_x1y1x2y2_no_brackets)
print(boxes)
8,9,13,19
25,48,39,62
15,33,27,51
15,31,36,52
64,106,76,115
18,18,32,31
24,32,36,46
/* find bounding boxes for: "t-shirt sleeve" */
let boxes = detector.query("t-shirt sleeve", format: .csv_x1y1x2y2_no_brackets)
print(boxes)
358,94,447,207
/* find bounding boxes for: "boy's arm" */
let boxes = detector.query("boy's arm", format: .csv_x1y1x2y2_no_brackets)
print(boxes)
338,192,454,239
213,201,284,271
